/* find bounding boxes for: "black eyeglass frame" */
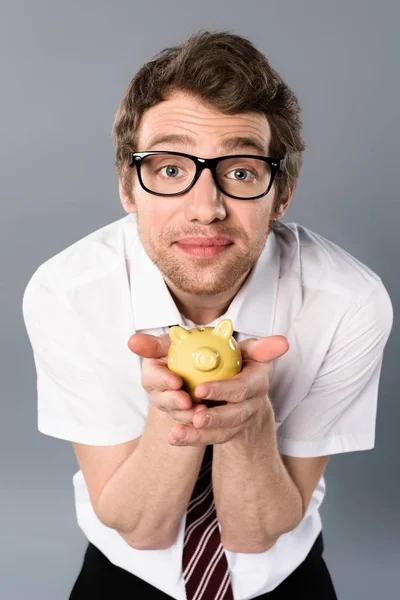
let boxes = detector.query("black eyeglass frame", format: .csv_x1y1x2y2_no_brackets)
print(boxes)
128,150,282,200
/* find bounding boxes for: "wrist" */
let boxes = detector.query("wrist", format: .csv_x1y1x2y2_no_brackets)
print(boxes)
239,397,275,444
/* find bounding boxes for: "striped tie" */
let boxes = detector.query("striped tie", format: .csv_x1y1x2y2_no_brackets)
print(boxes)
182,444,234,600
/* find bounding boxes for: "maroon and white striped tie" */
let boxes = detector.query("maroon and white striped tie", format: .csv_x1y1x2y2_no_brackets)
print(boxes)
182,444,234,600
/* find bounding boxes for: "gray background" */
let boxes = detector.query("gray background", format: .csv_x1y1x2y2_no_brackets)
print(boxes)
1,1,399,598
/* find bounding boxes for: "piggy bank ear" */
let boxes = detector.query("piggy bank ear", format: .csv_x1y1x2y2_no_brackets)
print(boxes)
169,325,189,344
213,318,233,340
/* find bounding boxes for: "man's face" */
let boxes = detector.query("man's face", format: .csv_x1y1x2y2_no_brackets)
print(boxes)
119,90,290,296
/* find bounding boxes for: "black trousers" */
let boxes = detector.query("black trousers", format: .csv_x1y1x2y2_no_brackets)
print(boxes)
69,531,338,599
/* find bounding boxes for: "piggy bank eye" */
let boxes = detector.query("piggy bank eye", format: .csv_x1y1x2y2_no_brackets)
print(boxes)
192,347,220,372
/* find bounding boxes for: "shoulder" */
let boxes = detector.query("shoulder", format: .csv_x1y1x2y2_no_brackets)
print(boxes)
273,221,387,307
23,214,138,298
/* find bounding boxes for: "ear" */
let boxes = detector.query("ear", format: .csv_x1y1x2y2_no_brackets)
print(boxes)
118,167,137,214
169,325,189,344
213,318,233,340
270,187,294,221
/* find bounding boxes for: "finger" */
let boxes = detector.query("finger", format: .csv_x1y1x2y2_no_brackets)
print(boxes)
193,404,209,415
152,393,208,425
239,335,289,363
167,408,197,424
191,400,255,430
168,423,243,446
141,359,183,392
128,332,171,359
151,389,193,416
194,361,272,403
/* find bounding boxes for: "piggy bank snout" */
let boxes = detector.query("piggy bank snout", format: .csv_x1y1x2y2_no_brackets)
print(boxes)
192,347,220,372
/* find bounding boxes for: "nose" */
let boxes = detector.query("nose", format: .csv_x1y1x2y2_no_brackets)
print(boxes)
193,347,220,372
184,168,227,224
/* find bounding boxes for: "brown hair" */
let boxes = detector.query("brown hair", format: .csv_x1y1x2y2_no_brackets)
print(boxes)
112,30,306,215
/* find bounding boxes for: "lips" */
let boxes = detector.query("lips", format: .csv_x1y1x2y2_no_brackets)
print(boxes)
174,237,233,258
175,237,232,246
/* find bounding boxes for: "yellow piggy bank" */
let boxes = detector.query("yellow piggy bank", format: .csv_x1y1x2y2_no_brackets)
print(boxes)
167,318,242,403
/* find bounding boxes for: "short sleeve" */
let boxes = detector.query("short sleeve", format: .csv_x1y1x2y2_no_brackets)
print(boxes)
277,281,394,457
22,269,146,446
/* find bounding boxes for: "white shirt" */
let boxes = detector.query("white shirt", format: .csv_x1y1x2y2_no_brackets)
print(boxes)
22,213,393,599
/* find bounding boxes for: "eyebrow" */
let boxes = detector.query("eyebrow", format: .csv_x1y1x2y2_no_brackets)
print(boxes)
146,133,269,155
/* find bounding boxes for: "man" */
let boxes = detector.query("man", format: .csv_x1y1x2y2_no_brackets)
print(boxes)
23,30,393,599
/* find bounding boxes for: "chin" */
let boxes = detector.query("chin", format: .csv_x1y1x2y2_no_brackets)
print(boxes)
170,280,235,296
163,263,249,296
144,238,261,295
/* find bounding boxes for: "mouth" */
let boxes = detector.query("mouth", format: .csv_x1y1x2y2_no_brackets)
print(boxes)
174,237,233,258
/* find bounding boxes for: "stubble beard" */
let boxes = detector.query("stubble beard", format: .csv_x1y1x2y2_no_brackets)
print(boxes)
137,219,272,296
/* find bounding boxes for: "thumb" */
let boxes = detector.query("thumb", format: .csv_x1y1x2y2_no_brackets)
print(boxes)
128,332,172,359
239,335,289,363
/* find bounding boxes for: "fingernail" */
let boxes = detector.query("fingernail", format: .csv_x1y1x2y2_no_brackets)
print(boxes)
195,386,207,399
200,414,211,428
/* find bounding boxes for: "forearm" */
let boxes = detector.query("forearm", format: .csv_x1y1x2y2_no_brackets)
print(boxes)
213,404,303,552
98,402,205,548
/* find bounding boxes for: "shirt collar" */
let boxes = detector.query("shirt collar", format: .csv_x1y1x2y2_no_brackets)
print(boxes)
129,225,280,338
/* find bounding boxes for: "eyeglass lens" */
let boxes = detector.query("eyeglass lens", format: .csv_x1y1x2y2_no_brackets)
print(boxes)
139,154,272,198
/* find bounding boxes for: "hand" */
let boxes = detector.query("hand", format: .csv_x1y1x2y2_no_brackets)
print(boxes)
167,336,289,446
127,333,198,425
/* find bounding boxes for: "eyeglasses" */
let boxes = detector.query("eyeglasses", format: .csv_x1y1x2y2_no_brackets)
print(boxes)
128,151,282,200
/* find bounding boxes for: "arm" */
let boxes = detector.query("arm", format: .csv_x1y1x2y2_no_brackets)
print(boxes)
23,271,205,551
74,401,205,550
166,334,331,553
212,404,329,552
169,284,393,551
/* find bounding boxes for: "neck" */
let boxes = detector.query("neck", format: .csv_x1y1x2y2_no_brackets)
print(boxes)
165,271,250,325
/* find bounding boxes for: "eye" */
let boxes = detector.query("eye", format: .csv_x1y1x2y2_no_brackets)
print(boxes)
226,168,256,182
157,164,188,178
